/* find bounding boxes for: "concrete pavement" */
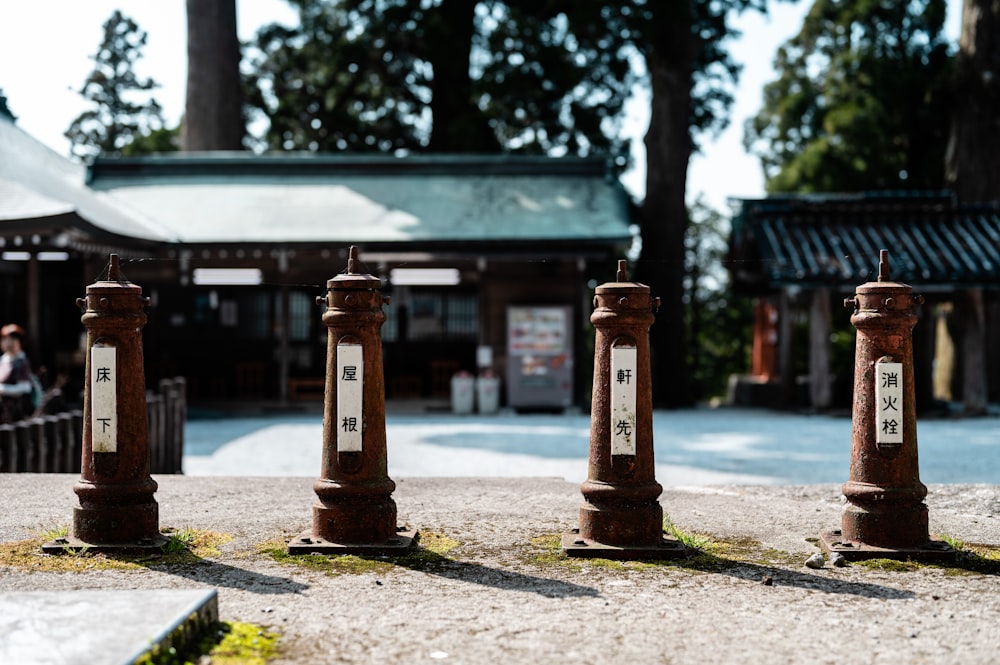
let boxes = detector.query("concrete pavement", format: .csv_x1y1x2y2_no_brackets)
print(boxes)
2,473,999,664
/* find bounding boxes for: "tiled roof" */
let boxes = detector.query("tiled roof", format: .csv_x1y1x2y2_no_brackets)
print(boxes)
87,154,631,246
729,193,1000,290
0,117,174,244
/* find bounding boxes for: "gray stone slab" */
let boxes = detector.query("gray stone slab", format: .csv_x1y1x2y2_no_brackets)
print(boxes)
0,589,218,665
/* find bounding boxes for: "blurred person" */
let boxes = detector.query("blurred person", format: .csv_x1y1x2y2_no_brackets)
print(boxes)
0,323,34,423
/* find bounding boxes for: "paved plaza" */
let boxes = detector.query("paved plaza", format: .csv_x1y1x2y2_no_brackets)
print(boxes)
184,406,1000,485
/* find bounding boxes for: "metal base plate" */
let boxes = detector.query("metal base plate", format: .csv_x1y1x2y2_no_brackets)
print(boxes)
819,530,958,563
561,531,690,560
41,535,171,555
288,528,419,556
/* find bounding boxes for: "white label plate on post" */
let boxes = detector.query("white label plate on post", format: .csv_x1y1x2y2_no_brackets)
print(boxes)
337,343,364,452
90,346,117,453
610,346,638,456
875,362,903,444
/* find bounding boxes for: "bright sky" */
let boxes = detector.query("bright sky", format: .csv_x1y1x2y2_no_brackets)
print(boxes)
0,1,964,211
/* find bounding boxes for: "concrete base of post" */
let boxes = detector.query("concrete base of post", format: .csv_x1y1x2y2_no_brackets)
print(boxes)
819,530,957,563
288,528,418,556
561,528,689,560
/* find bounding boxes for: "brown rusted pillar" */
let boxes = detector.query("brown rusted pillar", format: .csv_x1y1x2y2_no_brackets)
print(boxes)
820,250,954,561
289,246,416,554
562,260,686,559
44,255,166,553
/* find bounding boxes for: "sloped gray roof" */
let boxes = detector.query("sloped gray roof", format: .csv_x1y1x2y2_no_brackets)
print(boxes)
88,153,631,246
729,192,1000,290
0,117,174,244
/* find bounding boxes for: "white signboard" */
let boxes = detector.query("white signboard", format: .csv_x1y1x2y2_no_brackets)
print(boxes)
875,362,903,445
90,346,117,453
337,343,364,452
610,346,638,456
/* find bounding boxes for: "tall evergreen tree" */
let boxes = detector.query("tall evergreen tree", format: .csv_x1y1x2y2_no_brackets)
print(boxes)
243,0,773,405
745,0,953,193
184,0,244,150
0,89,14,121
945,0,1000,201
944,0,1000,415
65,10,167,160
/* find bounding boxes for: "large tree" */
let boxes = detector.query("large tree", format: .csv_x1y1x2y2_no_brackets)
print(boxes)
745,0,953,193
576,2,772,407
65,10,167,160
0,89,14,121
944,0,1000,415
244,1,631,156
184,0,244,150
244,0,773,405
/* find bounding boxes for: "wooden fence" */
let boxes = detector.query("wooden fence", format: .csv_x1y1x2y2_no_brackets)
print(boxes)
0,377,186,474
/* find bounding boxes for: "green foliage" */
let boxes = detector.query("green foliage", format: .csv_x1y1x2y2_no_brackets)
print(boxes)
745,0,953,193
121,126,180,155
244,0,635,157
684,199,754,400
65,10,167,160
0,88,15,121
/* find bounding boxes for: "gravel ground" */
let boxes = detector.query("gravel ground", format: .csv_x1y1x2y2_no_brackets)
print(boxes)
2,474,999,664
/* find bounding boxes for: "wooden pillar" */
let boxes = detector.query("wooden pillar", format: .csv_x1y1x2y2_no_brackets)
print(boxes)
809,288,831,410
778,290,795,407
751,298,778,380
959,288,988,415
27,254,40,356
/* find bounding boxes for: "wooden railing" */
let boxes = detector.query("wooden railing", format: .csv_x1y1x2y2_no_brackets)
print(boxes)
0,377,186,474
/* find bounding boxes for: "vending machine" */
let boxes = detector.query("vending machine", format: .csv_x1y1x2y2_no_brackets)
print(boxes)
506,305,573,409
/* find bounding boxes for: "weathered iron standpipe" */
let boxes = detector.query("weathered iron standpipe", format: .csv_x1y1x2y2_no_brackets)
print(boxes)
820,250,955,561
563,260,687,559
289,246,417,554
44,255,167,553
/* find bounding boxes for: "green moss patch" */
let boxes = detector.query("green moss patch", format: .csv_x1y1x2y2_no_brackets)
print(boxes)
136,621,279,665
0,527,232,572
522,528,800,574
259,531,461,576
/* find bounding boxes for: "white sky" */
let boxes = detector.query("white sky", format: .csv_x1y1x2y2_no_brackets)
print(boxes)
0,1,964,211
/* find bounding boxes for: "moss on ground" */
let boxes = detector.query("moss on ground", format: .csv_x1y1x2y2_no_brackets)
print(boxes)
136,621,279,665
522,527,799,574
0,526,232,572
258,531,461,576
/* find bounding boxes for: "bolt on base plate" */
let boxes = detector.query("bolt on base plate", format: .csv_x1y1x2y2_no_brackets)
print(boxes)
819,530,958,563
561,530,690,560
41,534,171,555
287,528,419,556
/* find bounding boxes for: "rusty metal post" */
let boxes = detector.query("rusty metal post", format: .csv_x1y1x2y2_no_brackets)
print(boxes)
563,260,687,559
289,246,417,554
43,255,167,553
820,250,955,561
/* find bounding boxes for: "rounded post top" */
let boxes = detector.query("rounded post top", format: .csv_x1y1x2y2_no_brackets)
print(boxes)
108,254,120,281
617,260,628,282
347,246,359,275
877,249,890,282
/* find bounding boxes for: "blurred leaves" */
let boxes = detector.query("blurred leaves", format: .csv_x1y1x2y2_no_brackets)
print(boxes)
744,0,953,193
65,10,173,160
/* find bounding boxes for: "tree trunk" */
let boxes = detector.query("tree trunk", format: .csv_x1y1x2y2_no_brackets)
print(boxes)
184,0,244,151
639,14,696,408
945,0,1000,199
944,0,998,413
425,0,497,152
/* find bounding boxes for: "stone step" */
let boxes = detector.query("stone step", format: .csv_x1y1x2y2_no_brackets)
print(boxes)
0,589,218,665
